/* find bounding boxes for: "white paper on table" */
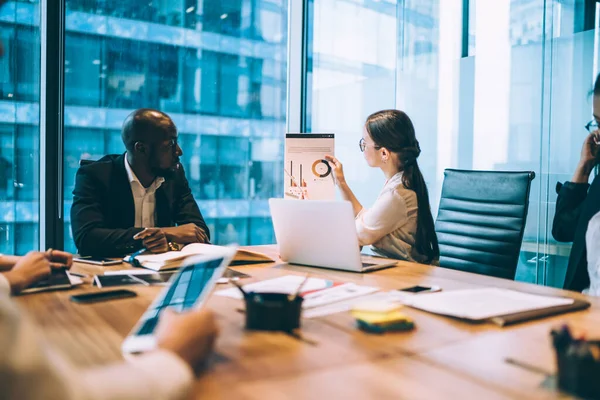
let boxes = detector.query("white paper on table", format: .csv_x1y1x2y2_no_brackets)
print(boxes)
302,283,378,309
104,269,156,276
67,273,84,286
215,275,335,300
404,288,574,320
303,291,405,318
214,275,379,309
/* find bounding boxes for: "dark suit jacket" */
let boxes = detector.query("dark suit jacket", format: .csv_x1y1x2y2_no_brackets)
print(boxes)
71,153,210,257
552,174,600,291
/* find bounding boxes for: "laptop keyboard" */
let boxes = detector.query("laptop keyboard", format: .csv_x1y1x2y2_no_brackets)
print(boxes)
134,258,223,336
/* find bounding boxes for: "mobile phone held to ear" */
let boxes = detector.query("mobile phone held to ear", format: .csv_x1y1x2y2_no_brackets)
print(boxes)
398,285,441,294
70,289,137,304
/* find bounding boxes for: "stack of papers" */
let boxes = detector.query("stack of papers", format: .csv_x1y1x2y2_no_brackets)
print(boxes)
404,288,574,320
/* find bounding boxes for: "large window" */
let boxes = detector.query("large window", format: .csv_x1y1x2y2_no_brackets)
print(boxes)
62,0,288,253
304,0,600,287
0,2,40,254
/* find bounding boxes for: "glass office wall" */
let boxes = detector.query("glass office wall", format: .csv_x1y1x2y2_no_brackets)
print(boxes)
0,1,40,254
61,0,288,252
305,0,600,287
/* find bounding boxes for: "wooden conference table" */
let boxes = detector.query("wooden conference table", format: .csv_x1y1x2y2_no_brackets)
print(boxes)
15,245,600,399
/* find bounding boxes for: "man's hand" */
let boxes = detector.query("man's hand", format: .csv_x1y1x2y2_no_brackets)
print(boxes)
155,309,218,374
134,228,169,253
2,252,53,294
163,223,209,245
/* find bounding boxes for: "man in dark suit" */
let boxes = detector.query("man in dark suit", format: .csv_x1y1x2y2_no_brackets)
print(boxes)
552,73,600,292
71,109,210,256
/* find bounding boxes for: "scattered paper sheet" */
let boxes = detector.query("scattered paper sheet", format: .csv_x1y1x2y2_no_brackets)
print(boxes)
214,275,378,309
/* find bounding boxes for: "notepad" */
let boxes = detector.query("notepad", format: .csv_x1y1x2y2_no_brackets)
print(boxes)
124,243,274,271
405,288,575,321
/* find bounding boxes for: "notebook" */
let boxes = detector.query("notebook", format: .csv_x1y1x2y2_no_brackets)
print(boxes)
124,243,274,271
405,288,588,325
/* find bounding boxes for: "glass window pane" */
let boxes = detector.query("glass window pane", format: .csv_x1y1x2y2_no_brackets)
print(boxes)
0,3,40,254
304,0,597,288
63,0,287,251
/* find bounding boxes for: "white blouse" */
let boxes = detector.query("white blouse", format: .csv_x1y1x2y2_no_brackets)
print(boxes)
585,210,600,296
355,172,422,262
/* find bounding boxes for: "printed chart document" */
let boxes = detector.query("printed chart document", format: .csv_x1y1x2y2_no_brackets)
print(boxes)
215,275,378,309
284,133,335,200
405,288,574,321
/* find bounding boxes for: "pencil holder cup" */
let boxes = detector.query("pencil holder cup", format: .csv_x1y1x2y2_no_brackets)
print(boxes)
555,340,600,399
243,292,303,332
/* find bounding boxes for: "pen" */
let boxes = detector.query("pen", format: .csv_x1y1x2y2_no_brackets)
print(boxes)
69,272,88,278
126,248,147,268
504,357,551,376
289,274,309,301
230,279,248,298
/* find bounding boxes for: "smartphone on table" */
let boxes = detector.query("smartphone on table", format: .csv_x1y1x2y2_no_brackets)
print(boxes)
74,256,122,266
70,289,137,304
398,285,441,294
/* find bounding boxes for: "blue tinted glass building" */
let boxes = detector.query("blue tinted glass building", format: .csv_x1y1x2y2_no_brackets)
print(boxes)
0,0,287,253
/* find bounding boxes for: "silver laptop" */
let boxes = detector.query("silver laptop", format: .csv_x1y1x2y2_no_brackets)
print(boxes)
269,199,398,272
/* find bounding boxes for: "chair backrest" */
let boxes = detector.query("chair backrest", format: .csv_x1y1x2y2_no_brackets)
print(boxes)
435,169,535,279
79,159,95,167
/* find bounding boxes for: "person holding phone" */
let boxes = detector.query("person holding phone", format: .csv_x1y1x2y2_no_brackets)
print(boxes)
71,109,210,257
553,73,600,293
324,109,439,264
0,250,73,295
0,249,219,399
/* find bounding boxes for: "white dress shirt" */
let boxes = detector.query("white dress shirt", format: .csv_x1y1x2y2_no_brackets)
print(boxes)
585,210,600,296
0,274,193,400
124,155,165,228
355,172,421,262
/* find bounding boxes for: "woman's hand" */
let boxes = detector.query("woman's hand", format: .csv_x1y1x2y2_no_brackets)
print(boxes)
573,132,600,183
580,132,600,169
324,154,346,186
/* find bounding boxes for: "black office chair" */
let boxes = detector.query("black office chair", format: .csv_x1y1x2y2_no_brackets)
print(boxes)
435,169,535,279
79,159,95,167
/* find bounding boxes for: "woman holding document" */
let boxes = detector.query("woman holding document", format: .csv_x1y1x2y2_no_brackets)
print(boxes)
325,109,439,264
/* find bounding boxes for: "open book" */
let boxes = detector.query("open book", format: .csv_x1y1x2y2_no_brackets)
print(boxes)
124,243,275,271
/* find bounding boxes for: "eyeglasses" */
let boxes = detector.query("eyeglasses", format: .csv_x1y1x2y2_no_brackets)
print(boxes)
359,138,381,152
585,120,599,133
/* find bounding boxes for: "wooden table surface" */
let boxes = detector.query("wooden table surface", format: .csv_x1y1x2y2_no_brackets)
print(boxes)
15,245,598,399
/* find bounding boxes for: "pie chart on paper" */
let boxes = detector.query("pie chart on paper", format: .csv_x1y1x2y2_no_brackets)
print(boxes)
312,159,332,178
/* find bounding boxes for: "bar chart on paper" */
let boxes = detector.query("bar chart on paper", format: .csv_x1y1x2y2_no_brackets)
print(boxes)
284,133,335,200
